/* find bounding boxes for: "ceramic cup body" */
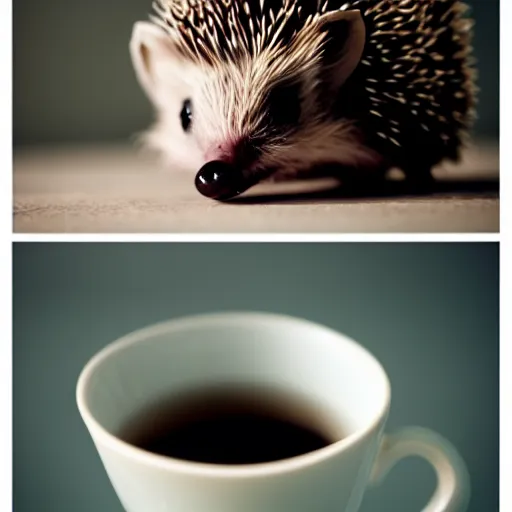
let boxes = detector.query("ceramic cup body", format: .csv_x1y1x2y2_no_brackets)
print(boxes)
77,312,469,512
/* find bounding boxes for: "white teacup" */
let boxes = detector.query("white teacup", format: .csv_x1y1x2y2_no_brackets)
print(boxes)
77,312,470,512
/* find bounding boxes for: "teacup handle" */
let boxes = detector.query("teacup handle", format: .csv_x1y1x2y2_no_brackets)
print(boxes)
370,427,470,511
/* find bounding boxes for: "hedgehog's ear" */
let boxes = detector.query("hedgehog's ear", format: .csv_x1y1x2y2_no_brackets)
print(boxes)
316,10,366,90
130,21,181,105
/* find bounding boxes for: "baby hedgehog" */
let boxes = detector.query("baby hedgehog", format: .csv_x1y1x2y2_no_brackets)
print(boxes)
130,0,476,200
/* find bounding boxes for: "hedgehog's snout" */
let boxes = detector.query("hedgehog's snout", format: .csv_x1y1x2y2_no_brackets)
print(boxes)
195,161,240,200
195,159,263,201
195,138,263,200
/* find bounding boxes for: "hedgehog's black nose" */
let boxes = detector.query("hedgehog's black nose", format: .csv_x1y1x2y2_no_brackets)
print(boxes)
195,160,249,201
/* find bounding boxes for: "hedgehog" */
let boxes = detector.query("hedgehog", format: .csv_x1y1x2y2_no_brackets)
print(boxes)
130,0,477,200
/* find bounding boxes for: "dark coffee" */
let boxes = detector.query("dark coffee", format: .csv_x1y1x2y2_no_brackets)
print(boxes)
120,386,338,465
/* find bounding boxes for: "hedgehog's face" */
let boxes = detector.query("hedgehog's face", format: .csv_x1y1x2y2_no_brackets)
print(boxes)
131,10,376,195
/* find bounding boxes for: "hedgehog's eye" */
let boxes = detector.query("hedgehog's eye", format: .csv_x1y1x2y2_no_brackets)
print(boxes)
180,99,193,132
265,81,302,130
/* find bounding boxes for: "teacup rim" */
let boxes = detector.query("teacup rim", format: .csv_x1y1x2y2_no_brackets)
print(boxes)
76,311,391,478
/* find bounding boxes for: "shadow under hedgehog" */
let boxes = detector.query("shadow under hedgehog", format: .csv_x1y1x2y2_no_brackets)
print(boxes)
130,0,477,200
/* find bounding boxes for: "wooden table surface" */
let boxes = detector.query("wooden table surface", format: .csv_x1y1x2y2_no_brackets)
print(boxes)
14,141,499,233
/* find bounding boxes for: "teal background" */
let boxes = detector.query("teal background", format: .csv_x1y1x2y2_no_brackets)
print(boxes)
13,0,499,146
13,242,498,511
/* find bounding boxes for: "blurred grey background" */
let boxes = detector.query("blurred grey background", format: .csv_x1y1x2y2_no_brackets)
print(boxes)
13,0,499,147
13,242,498,511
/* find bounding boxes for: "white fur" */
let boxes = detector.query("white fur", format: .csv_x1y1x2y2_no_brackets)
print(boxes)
130,22,204,171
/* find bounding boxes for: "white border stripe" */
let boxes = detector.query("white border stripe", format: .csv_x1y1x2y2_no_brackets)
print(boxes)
11,234,500,243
